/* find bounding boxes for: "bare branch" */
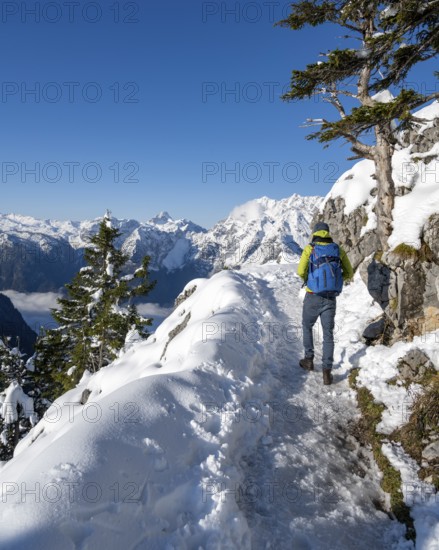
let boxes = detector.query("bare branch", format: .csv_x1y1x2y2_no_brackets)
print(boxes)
422,92,439,103
343,133,375,159
336,90,358,99
322,97,345,118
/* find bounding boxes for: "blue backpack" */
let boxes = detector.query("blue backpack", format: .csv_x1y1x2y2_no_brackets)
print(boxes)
307,242,343,296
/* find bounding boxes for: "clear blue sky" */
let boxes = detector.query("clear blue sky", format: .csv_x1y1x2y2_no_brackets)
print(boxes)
0,1,437,228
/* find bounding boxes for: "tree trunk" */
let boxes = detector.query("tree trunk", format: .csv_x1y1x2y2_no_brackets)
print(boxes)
98,337,104,371
374,125,396,251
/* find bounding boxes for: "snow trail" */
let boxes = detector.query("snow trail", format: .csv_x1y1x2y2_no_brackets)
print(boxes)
231,265,408,549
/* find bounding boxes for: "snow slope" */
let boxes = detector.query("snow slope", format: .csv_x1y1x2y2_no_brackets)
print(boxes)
1,264,432,549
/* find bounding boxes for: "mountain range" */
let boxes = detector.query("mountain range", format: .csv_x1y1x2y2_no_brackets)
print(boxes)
0,194,322,305
0,294,36,356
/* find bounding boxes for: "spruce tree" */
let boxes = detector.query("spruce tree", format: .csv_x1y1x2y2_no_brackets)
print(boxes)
32,328,70,403
278,0,438,248
34,212,156,399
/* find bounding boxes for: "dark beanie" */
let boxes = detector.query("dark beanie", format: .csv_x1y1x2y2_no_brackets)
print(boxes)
313,222,330,233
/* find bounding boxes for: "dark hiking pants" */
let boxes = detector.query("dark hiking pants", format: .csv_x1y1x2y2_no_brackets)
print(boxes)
302,292,336,371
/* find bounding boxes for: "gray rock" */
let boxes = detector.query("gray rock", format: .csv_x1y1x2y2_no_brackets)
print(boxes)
80,389,92,405
314,196,380,271
395,261,426,326
175,284,197,307
423,263,439,311
361,247,438,340
424,213,439,264
422,440,439,461
399,348,431,366
396,348,435,381
363,317,386,341
359,257,391,309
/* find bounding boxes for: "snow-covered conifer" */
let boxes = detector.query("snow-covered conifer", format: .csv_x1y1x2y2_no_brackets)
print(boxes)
33,212,156,399
0,339,37,460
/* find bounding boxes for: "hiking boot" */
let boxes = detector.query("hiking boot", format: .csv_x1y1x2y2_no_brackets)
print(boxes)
299,357,314,371
323,369,333,385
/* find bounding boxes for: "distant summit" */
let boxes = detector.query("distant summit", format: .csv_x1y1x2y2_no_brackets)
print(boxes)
0,194,322,304
150,211,174,225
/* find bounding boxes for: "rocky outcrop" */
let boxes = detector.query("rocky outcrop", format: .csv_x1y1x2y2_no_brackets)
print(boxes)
355,216,439,342
314,196,380,270
314,111,439,344
401,117,439,155
174,284,197,307
390,349,439,480
424,213,439,263
375,225,439,341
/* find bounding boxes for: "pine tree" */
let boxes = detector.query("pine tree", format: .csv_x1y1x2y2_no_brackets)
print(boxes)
34,212,156,399
0,339,37,461
278,0,438,248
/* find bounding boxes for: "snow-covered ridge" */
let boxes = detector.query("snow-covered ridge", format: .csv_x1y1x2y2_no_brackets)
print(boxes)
0,269,271,548
1,264,435,548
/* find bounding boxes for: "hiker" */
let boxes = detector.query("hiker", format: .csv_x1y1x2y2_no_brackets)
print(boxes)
297,222,354,385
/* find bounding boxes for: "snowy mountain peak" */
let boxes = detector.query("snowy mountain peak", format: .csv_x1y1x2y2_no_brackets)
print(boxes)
150,211,174,224
229,194,321,225
193,194,323,268
229,198,266,223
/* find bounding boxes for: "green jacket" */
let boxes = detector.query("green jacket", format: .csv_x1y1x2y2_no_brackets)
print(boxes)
297,230,354,292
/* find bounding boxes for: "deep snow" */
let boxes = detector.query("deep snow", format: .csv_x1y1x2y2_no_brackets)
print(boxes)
2,263,436,549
